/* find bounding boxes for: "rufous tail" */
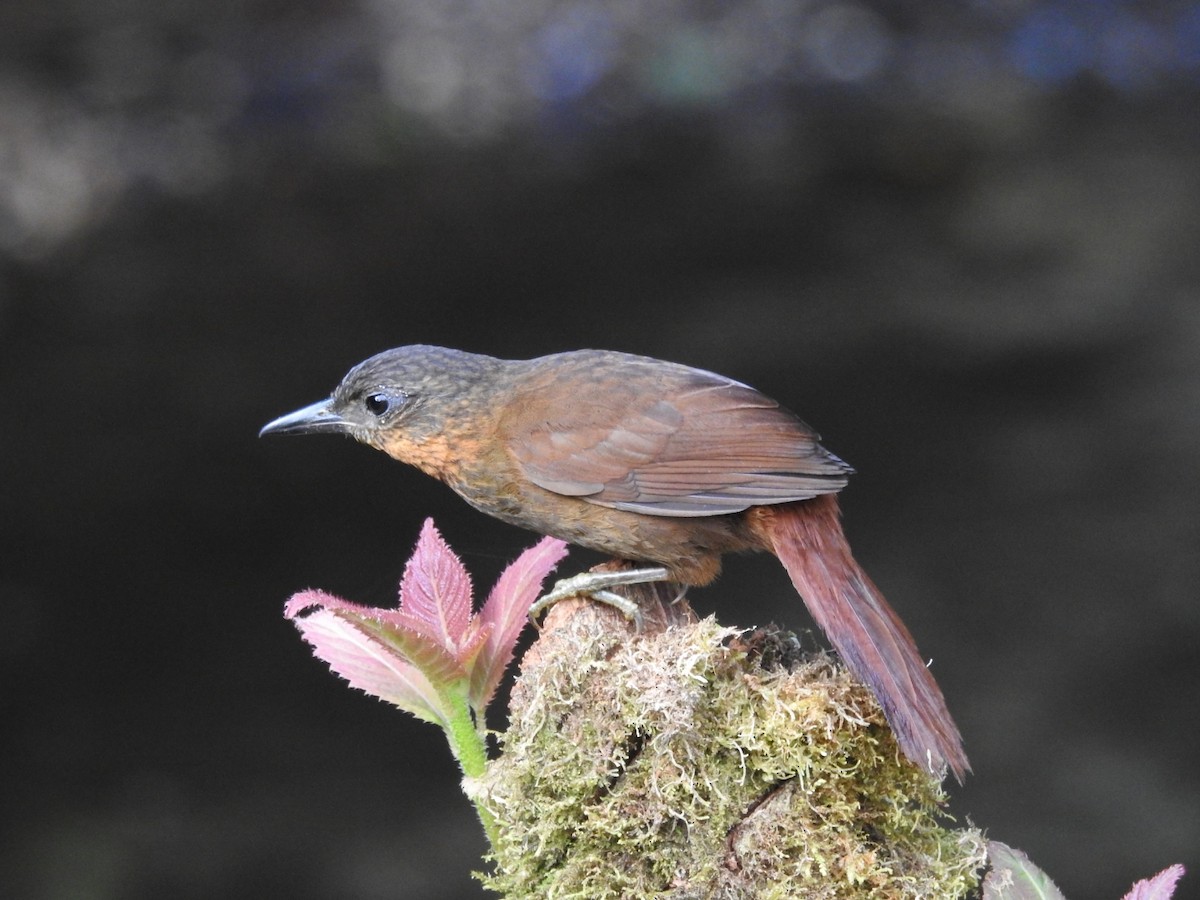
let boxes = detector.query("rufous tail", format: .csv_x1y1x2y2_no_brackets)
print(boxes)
753,496,969,781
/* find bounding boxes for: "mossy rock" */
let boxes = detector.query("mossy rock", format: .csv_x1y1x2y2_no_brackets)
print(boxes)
470,594,985,899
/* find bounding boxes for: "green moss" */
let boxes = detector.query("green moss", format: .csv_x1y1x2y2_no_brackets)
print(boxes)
469,602,985,899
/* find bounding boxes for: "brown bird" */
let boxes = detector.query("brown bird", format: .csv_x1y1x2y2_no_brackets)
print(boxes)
261,345,968,780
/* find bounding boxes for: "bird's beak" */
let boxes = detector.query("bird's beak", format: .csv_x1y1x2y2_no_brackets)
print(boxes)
259,399,350,437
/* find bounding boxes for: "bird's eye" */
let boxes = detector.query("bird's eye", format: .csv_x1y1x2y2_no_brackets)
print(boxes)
364,391,400,417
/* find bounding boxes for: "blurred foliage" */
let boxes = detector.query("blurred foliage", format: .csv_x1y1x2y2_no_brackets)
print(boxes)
3,0,1200,258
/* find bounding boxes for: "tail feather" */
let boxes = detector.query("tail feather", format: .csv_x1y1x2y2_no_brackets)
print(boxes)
756,497,969,781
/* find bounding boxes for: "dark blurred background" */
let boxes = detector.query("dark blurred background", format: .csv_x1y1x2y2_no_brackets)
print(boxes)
2,0,1198,897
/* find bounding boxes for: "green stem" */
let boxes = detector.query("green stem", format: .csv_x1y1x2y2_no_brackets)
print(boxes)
441,687,499,849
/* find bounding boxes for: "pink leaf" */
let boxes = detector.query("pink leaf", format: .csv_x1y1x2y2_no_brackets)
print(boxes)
287,589,467,687
286,593,453,726
285,589,373,621
456,620,494,683
398,519,474,651
284,525,568,734
471,536,569,710
1122,865,1185,900
351,610,469,687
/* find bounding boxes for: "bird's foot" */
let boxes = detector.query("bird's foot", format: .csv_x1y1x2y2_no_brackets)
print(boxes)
529,566,672,630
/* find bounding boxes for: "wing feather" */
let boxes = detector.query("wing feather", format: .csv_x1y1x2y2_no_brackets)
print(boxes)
505,354,852,517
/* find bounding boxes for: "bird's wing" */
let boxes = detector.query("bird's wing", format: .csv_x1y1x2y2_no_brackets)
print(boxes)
506,361,852,517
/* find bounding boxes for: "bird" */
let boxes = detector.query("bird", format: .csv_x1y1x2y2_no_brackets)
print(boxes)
261,345,968,780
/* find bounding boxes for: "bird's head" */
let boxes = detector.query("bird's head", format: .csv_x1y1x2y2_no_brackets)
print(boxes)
259,345,501,450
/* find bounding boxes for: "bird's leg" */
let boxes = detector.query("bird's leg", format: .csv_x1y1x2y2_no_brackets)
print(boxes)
529,566,674,628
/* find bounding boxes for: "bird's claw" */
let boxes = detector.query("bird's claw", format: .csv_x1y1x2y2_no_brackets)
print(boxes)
528,566,672,630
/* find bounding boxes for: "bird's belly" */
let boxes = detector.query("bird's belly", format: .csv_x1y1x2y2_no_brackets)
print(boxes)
450,474,753,585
